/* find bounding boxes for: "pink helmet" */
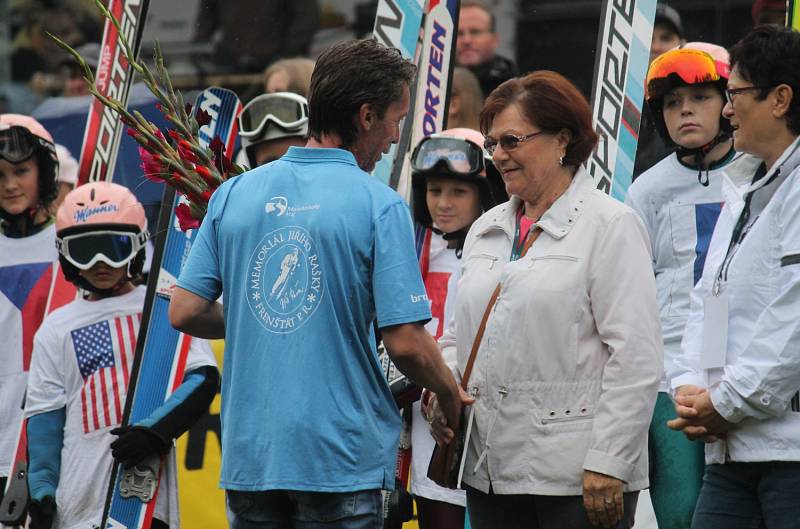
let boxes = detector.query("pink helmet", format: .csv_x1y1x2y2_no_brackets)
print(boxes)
0,114,59,205
55,182,149,290
56,181,147,234
0,114,55,144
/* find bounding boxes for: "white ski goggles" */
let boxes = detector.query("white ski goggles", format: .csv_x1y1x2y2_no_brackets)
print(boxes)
238,92,309,138
57,230,148,270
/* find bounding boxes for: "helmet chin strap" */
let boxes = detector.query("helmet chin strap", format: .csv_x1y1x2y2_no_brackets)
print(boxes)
432,226,469,257
0,205,50,238
675,129,732,187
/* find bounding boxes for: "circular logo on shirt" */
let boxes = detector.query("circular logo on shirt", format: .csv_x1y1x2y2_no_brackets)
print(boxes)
246,226,324,334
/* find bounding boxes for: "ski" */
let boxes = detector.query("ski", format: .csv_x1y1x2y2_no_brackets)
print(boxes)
586,0,657,201
371,0,426,186
101,87,241,529
77,0,151,185
0,1,149,524
392,0,460,199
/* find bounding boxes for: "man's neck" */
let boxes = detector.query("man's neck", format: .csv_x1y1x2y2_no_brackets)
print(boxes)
305,132,345,150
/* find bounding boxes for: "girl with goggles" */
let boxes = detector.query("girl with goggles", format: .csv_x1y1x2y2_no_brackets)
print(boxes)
408,129,505,529
27,180,218,529
0,114,69,511
55,181,149,296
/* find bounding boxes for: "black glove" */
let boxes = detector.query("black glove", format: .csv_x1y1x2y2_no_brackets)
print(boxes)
110,425,170,469
28,495,56,529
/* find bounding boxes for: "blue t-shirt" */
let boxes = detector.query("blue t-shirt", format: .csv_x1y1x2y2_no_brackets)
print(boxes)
177,146,431,492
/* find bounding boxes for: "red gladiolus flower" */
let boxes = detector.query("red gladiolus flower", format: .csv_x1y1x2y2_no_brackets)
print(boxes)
185,103,193,116
201,190,213,203
175,203,200,231
138,146,164,183
168,129,183,142
178,140,198,163
195,108,212,127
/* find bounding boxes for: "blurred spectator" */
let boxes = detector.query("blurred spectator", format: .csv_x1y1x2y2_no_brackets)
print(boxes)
650,4,685,64
634,3,687,180
58,42,99,97
263,58,315,98
751,0,786,25
456,0,517,97
447,66,483,130
193,0,320,74
236,92,309,168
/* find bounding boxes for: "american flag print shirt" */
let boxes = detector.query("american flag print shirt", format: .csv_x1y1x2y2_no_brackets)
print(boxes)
71,314,140,434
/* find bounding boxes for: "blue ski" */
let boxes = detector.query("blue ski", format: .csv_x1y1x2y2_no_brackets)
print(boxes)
586,0,657,201
102,87,241,529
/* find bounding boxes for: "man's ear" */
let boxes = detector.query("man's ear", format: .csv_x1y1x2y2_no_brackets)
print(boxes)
358,103,374,131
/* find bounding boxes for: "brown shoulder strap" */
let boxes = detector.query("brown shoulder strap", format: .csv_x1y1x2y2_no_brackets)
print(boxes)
459,229,540,390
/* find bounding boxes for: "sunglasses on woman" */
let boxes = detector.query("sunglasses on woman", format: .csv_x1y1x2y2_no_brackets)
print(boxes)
483,130,551,155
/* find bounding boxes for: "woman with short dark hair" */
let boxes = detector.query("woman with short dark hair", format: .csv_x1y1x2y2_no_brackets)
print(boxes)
668,24,800,529
427,71,662,529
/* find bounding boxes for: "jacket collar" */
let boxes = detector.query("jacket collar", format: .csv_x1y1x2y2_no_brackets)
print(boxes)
474,167,592,240
722,137,800,216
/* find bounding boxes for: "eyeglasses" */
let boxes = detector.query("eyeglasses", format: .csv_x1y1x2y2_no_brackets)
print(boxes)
725,86,764,106
56,230,148,270
483,131,550,155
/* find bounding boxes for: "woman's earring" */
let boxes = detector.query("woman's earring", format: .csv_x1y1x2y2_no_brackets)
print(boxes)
559,155,565,166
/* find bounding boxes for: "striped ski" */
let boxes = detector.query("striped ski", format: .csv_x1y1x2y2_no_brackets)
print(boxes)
0,1,148,524
371,0,426,186
101,87,241,529
392,0,460,199
586,0,657,202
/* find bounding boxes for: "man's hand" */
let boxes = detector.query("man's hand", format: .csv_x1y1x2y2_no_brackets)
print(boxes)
582,470,624,528
667,387,731,442
426,387,474,446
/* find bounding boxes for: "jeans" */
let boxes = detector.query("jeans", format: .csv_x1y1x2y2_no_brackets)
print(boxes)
692,462,800,529
465,485,638,529
226,489,383,529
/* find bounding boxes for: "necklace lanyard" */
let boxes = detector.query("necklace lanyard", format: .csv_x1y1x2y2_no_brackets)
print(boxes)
713,163,775,295
510,207,534,261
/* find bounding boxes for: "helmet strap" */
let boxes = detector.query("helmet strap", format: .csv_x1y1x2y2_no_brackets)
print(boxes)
0,205,51,238
675,129,733,187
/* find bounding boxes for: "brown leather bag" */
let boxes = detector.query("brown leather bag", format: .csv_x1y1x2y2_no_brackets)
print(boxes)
427,228,539,489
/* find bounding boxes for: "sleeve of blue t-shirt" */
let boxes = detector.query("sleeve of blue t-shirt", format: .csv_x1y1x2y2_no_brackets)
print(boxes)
373,200,431,328
176,190,225,302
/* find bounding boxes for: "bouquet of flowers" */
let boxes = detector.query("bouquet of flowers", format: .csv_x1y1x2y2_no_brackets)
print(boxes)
49,0,244,231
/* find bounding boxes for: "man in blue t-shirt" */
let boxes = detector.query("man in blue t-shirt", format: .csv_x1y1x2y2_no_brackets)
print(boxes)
169,39,466,529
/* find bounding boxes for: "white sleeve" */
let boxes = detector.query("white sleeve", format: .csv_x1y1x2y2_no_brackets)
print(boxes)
25,323,68,417
184,335,218,374
710,179,800,421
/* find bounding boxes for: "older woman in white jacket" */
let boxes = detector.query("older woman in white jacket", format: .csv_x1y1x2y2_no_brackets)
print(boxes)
427,71,662,529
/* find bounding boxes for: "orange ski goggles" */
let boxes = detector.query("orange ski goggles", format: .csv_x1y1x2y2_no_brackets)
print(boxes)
646,48,730,100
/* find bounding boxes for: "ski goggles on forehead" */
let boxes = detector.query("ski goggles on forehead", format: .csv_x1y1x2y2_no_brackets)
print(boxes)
238,93,309,138
411,135,485,176
646,49,729,98
0,126,47,163
57,230,148,271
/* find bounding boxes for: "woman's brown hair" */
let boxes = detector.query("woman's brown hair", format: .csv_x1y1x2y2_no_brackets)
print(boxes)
480,70,598,166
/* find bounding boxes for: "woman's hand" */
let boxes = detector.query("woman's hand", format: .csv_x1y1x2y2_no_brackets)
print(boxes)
582,470,624,528
426,387,474,445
